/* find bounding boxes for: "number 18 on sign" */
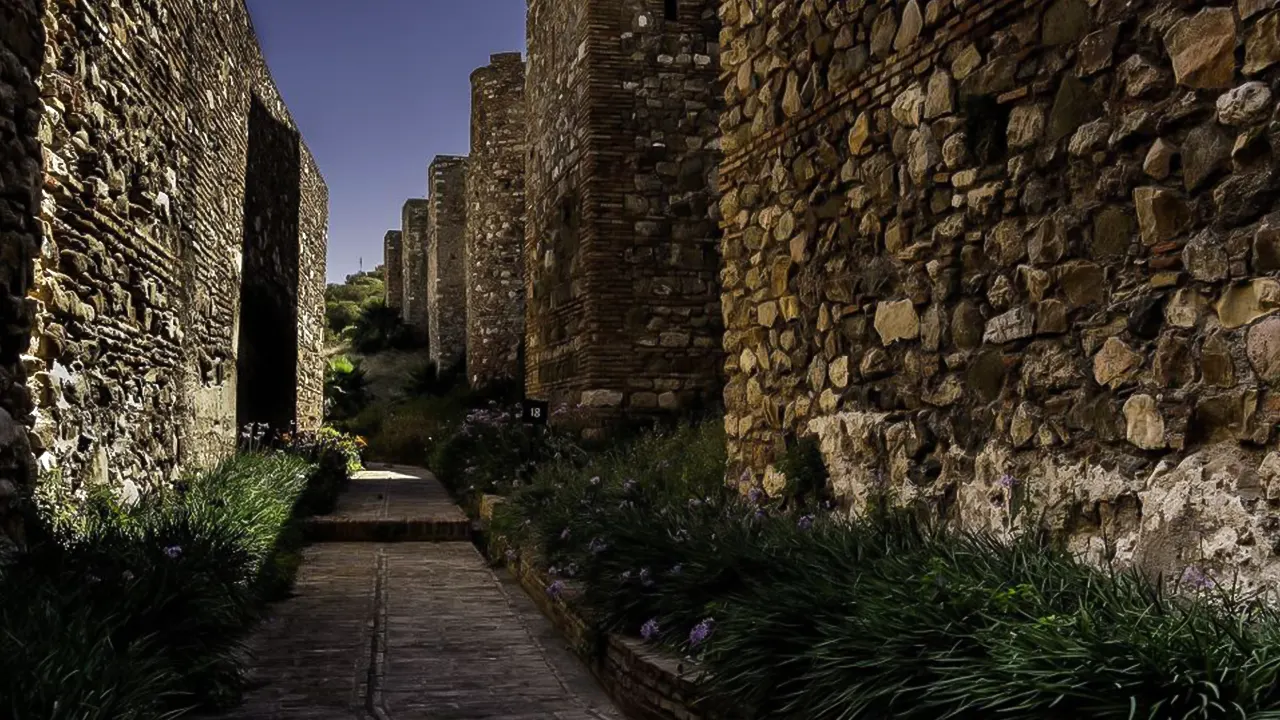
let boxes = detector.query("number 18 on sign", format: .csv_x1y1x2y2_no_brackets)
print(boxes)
522,399,549,425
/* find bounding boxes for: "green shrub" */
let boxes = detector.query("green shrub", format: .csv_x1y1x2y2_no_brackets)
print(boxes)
493,422,1280,720
324,354,369,421
427,401,586,506
0,450,342,719
348,301,416,354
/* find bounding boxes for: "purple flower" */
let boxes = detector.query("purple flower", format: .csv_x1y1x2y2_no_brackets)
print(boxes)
1182,566,1216,591
623,479,637,492
620,570,633,581
688,498,703,508
754,509,767,520
747,487,763,504
548,565,560,576
797,515,814,531
588,537,608,554
640,618,660,641
999,473,1019,489
689,618,715,647
589,475,601,486
505,548,518,563
560,527,571,541
639,567,654,587
670,564,683,575
121,570,135,581
547,580,565,598
164,545,183,559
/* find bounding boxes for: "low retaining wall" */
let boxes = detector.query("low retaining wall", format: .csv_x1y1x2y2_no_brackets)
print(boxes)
480,495,722,720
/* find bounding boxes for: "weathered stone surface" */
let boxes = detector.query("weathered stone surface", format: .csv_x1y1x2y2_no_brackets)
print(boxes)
1244,11,1280,74
402,199,432,344
894,1,923,52
1217,82,1273,126
1134,186,1191,245
12,0,328,543
1183,230,1229,282
1094,337,1143,389
1123,394,1166,449
427,159,469,371
384,231,404,310
875,300,920,344
1142,139,1177,180
1247,317,1280,383
1182,124,1231,191
721,0,1280,590
983,307,1034,344
1163,8,1238,89
466,54,527,387
526,0,722,426
1216,279,1280,329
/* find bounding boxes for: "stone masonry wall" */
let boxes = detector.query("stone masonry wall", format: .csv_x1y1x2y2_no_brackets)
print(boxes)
525,0,724,424
384,229,404,310
428,155,468,371
719,0,1280,586
465,52,526,388
401,199,430,344
0,0,44,553
27,0,326,512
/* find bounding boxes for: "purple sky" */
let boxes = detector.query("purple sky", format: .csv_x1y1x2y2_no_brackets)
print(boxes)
245,0,528,284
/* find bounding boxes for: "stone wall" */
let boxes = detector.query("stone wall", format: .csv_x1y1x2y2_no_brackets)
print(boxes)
428,155,468,371
719,0,1280,586
384,229,404,310
401,199,430,344
0,0,44,552
524,0,724,425
465,52,526,388
20,0,326,519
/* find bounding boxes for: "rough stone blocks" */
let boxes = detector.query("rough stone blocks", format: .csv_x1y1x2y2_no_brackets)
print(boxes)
384,230,404,310
718,0,1280,588
428,156,469,372
466,52,527,388
1,0,328,550
401,199,431,344
524,0,725,429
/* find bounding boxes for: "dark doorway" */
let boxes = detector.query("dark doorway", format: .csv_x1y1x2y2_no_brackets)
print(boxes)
664,0,678,20
236,95,302,432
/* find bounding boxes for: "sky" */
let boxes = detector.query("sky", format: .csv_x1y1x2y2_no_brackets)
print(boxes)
245,0,528,284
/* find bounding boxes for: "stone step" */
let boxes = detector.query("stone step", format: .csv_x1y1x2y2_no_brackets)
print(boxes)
302,516,472,542
305,463,472,544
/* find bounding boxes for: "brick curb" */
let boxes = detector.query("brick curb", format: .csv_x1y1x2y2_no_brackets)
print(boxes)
302,517,472,543
478,494,728,720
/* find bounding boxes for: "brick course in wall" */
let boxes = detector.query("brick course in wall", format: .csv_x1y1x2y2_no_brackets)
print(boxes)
384,230,404,310
0,0,45,553
465,53,527,388
428,155,468,372
525,0,725,428
401,199,430,344
719,0,1280,587
12,0,326,526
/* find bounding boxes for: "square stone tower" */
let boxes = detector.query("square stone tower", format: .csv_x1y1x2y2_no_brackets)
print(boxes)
524,0,724,425
401,199,431,343
428,156,469,372
384,230,404,310
466,52,528,388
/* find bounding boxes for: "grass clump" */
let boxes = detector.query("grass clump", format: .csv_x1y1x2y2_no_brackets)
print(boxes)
0,447,351,720
492,421,1280,720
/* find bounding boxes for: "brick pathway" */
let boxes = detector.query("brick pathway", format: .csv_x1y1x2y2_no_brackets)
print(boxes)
222,464,622,720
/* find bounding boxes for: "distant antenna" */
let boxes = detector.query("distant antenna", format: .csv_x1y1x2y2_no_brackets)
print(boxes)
359,256,363,271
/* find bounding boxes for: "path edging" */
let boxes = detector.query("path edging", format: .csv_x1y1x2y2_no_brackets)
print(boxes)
479,495,727,720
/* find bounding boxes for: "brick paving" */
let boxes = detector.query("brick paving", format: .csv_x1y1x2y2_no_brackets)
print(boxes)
303,464,472,542
222,467,622,720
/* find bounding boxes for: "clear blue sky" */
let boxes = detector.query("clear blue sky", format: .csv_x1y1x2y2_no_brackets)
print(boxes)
245,0,527,284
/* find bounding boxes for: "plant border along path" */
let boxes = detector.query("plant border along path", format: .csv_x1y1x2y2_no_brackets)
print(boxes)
220,464,622,720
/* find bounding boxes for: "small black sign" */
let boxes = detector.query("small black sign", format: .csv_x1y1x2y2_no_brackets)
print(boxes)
522,399,550,425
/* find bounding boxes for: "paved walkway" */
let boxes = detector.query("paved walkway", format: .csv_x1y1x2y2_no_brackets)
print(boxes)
223,464,622,720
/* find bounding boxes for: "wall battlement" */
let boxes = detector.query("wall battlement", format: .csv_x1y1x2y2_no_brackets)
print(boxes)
524,0,725,427
466,51,527,388
428,156,469,372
